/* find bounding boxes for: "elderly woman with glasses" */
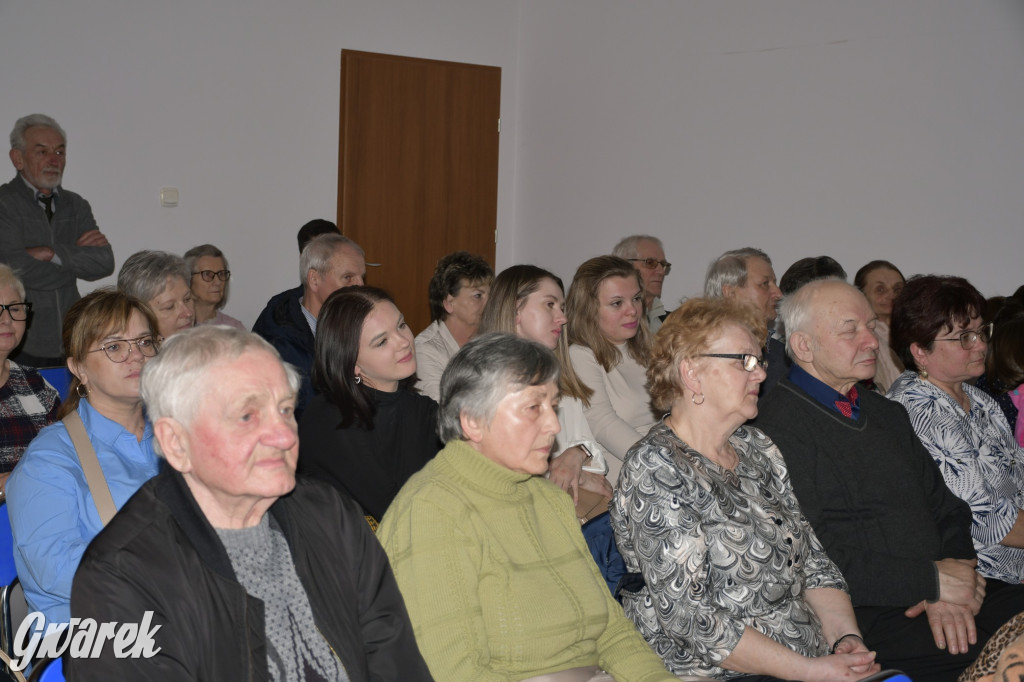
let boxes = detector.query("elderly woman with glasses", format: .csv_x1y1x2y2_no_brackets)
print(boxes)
888,275,1024,584
0,264,60,489
7,288,161,628
118,250,195,339
184,243,245,329
610,298,877,681
378,333,676,682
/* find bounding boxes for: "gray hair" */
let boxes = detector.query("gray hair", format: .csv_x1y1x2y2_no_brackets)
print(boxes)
184,244,230,310
778,277,848,360
437,332,559,443
141,326,301,453
704,247,772,298
612,235,663,260
299,233,363,285
0,264,26,300
118,250,191,304
10,114,66,150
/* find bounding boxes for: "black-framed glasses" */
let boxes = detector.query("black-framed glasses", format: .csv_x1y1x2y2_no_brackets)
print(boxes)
0,302,31,321
89,335,159,363
192,270,231,282
935,322,992,350
627,258,672,275
699,353,768,372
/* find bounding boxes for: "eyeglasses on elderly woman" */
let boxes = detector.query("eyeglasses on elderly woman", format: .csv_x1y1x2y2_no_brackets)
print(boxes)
192,269,231,282
698,353,767,372
934,322,992,350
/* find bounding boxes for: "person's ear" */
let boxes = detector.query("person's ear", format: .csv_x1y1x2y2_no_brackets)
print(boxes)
9,148,25,172
460,411,485,444
67,357,85,386
789,331,814,364
443,294,457,316
910,342,930,370
721,284,736,300
305,268,321,293
679,357,702,398
155,417,192,474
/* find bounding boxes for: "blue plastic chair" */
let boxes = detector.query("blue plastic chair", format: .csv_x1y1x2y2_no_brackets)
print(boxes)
0,503,19,657
27,656,63,682
36,368,71,402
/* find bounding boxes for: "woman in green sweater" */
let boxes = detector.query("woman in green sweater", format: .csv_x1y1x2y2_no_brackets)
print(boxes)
378,333,674,682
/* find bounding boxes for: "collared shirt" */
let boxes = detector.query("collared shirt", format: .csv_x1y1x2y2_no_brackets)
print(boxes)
7,400,160,626
788,364,861,420
888,371,1024,583
300,299,317,336
647,297,667,334
20,175,64,265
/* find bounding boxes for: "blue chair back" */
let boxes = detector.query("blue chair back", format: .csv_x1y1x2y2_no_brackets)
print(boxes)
36,368,71,402
29,656,63,682
0,502,19,657
0,504,15,588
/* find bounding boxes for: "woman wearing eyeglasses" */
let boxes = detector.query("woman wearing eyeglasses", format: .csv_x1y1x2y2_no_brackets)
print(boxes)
610,297,878,681
117,250,195,339
184,244,246,329
7,288,161,628
888,274,1024,584
0,264,60,489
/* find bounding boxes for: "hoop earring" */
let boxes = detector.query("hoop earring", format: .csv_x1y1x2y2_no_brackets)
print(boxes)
691,392,705,406
76,384,89,398
354,375,362,385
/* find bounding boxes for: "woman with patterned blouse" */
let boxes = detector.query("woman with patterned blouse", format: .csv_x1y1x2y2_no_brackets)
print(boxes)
610,298,878,681
889,275,1024,584
0,264,59,489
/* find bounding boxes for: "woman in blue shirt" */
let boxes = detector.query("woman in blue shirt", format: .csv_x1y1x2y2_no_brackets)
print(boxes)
7,288,162,627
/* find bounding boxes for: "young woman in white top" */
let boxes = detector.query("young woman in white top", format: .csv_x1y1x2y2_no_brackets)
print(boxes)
565,256,655,483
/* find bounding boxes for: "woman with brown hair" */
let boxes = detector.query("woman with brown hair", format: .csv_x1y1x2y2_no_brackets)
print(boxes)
566,255,654,482
7,288,161,628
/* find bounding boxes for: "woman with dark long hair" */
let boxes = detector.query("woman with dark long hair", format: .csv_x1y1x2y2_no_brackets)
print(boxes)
298,286,440,526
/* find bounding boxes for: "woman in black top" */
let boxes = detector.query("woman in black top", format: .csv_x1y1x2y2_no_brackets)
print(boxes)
299,286,441,526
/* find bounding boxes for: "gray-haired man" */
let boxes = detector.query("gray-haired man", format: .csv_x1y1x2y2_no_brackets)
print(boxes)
0,114,114,365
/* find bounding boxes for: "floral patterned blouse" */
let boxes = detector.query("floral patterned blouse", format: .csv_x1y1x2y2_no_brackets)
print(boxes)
610,421,847,679
888,371,1024,583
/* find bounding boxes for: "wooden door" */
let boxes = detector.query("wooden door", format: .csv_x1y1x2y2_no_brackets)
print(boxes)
338,50,500,334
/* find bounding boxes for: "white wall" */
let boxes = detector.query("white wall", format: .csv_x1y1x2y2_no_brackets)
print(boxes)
0,0,522,327
3,0,1023,330
513,0,1024,303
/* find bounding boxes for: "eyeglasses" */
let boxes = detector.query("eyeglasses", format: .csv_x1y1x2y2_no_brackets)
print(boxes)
0,302,31,321
627,258,672,275
89,335,160,363
699,353,768,372
935,322,992,350
192,270,231,282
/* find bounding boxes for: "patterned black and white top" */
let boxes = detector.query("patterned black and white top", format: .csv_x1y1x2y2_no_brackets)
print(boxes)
610,421,847,679
888,371,1024,583
0,362,60,472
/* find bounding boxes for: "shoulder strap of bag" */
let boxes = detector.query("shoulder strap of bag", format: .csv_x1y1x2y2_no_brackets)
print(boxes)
63,411,117,527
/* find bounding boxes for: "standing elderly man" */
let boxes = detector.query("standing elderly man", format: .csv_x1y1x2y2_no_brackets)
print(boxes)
704,247,787,394
0,114,114,366
68,326,431,680
613,235,672,334
253,232,366,417
755,279,1024,682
